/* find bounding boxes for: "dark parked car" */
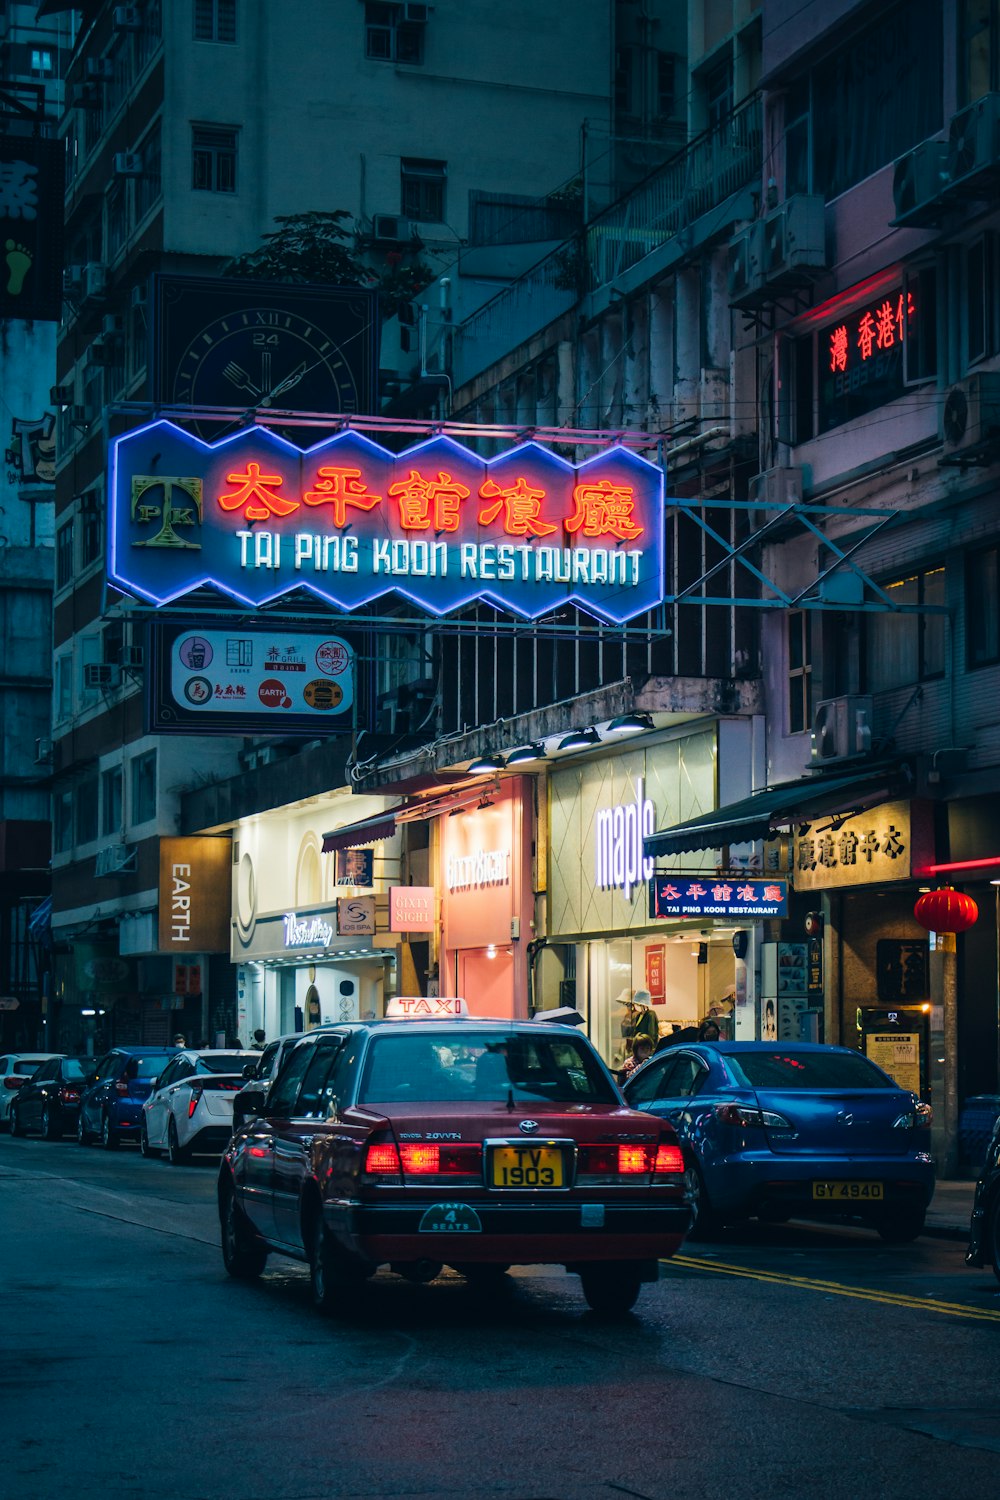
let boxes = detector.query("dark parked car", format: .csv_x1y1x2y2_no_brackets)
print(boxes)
966,1111,1000,1280
220,1014,689,1315
9,1055,91,1139
622,1041,935,1242
77,1046,179,1149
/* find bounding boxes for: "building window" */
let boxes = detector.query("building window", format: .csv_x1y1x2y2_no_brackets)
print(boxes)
192,125,237,192
615,47,634,116
656,52,677,120
54,790,73,854
31,49,53,75
56,521,74,590
959,0,998,105
135,124,162,224
130,749,157,825
365,3,425,64
866,567,946,691
785,77,811,196
401,158,445,222
787,610,812,734
76,778,99,846
55,654,73,723
80,500,102,567
967,544,1000,667
701,55,733,131
194,0,237,42
101,766,123,839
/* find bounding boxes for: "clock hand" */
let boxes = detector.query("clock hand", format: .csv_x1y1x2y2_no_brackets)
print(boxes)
223,361,262,400
268,360,309,401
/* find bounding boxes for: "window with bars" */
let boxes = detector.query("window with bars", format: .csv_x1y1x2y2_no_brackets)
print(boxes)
101,766,123,839
56,521,74,590
787,610,812,735
401,158,445,222
192,125,238,192
194,0,237,42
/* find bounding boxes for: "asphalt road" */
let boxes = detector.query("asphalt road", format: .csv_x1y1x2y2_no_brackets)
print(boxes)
2,1133,999,1500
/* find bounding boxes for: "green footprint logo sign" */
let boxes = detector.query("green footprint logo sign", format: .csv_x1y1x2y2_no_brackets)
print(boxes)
5,241,32,296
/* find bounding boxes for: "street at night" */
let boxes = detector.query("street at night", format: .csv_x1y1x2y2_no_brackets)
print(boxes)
3,1135,999,1500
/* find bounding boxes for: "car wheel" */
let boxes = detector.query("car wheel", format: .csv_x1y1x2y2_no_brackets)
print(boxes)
139,1120,155,1159
100,1112,120,1151
684,1161,722,1239
220,1184,267,1280
875,1209,926,1244
167,1117,190,1166
9,1104,23,1137
77,1110,92,1145
42,1104,59,1141
989,1194,1000,1285
579,1263,643,1316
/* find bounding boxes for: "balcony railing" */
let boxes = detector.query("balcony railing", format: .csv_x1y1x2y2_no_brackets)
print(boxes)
586,93,762,291
452,94,763,392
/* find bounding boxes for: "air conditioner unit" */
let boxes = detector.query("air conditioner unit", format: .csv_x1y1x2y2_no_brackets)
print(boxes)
84,338,112,369
810,695,874,765
49,383,73,405
84,663,120,690
727,221,764,306
941,372,1000,456
891,138,950,227
84,263,108,299
747,466,803,531
130,283,148,308
403,2,429,20
112,5,143,32
372,214,412,243
102,313,125,337
34,738,52,765
760,195,827,287
946,93,1000,196
62,265,85,294
67,406,88,425
85,57,115,82
113,152,143,178
95,843,136,877
375,676,437,735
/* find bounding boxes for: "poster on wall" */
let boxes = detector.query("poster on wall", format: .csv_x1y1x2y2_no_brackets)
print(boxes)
865,1031,921,1096
645,945,666,1003
0,135,64,322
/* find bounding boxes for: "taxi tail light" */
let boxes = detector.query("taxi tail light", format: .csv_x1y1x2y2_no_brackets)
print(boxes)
364,1140,402,1175
188,1086,203,1119
399,1143,482,1176
115,1079,130,1096
3,1076,26,1089
653,1142,684,1176
617,1145,650,1174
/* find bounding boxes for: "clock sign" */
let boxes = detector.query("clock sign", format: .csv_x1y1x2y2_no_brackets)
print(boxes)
151,274,379,427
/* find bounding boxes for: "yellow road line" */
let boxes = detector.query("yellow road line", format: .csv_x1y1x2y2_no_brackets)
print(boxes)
665,1253,1000,1323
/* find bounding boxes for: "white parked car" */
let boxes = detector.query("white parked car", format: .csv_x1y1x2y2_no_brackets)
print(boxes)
140,1049,256,1165
0,1053,64,1129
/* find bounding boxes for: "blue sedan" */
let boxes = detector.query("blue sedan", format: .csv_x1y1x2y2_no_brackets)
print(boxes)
622,1041,935,1243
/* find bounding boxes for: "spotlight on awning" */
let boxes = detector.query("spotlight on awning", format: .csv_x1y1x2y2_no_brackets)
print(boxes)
505,742,546,766
468,753,505,775
558,727,601,751
607,712,653,734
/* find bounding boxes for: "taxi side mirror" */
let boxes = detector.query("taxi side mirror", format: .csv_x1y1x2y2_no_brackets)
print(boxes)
241,1061,256,1080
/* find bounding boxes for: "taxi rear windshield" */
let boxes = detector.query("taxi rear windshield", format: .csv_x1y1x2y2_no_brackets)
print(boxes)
730,1050,895,1090
361,1031,618,1105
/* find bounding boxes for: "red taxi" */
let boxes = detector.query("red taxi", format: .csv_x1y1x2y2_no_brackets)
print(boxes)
218,1000,690,1314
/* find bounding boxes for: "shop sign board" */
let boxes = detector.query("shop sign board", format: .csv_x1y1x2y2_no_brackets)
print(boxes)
390,886,436,932
157,837,231,952
337,848,374,887
149,622,355,734
876,938,929,1003
792,801,929,890
650,876,788,920
283,911,335,949
108,423,665,622
337,895,376,936
595,776,654,901
645,944,666,1002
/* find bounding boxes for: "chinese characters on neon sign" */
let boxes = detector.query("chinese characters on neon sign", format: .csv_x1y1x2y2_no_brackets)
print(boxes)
109,424,665,621
649,876,789,920
815,284,919,435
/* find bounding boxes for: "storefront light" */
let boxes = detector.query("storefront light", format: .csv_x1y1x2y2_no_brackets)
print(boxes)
505,742,545,766
558,727,601,751
468,753,505,775
606,713,653,734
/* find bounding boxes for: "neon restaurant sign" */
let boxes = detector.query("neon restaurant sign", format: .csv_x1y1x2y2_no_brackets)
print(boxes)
108,423,665,621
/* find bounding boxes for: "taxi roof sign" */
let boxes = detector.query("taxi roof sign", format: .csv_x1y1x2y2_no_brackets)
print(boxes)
384,996,469,1019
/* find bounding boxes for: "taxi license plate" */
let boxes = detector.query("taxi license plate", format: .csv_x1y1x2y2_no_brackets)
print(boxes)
812,1181,883,1201
490,1145,564,1188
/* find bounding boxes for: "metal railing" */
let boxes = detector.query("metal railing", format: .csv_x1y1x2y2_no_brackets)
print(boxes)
587,94,762,291
452,94,763,392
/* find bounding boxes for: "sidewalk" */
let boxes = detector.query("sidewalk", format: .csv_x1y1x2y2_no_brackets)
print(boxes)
925,1178,976,1242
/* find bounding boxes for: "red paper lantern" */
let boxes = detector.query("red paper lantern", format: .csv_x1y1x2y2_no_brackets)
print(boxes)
913,887,979,934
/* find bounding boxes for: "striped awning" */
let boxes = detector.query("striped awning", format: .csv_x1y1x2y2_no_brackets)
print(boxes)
321,811,400,853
